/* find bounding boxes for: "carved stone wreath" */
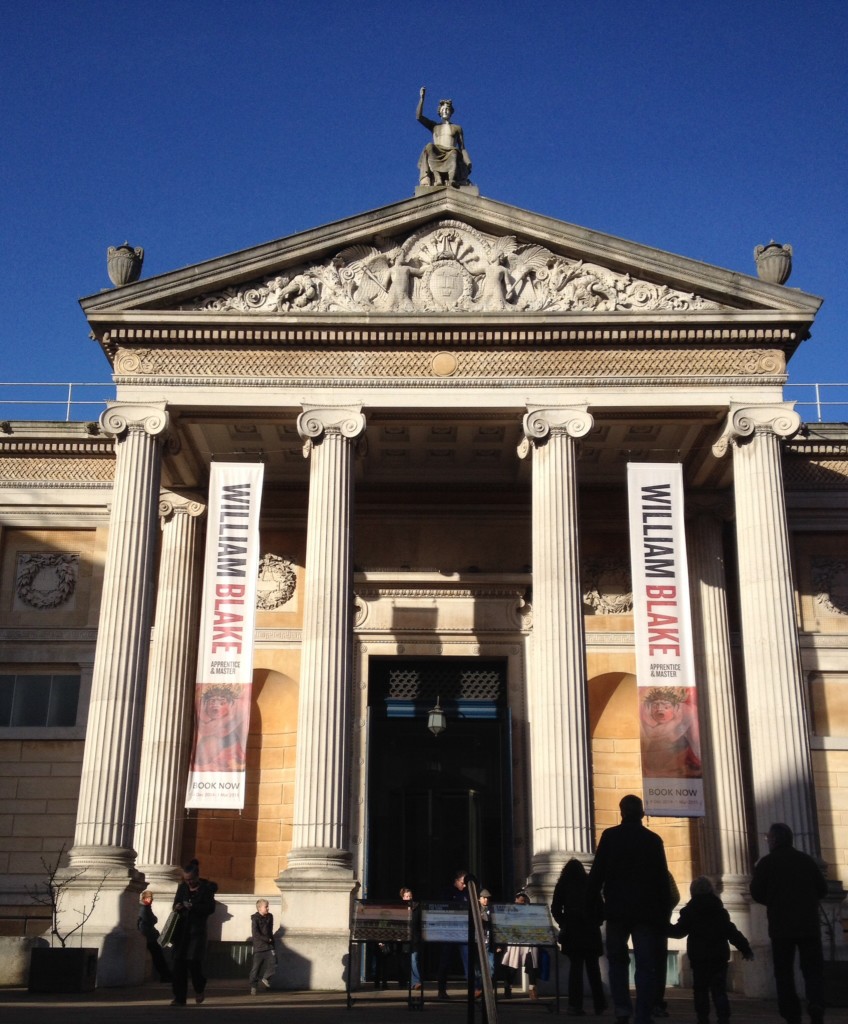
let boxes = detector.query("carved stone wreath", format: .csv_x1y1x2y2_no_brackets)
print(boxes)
16,553,79,609
256,553,297,610
812,557,848,616
582,558,633,614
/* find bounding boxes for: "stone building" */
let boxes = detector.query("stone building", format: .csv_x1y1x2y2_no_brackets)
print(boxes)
0,187,845,991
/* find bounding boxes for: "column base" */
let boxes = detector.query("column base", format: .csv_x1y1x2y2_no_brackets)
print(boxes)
527,849,593,902
136,863,183,890
276,851,358,990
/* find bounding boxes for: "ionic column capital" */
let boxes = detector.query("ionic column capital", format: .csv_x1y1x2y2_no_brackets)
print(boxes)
712,402,801,457
100,402,169,440
158,490,206,524
297,405,366,446
519,406,593,458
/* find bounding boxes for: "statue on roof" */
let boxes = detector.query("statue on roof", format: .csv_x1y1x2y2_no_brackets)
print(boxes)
416,87,472,188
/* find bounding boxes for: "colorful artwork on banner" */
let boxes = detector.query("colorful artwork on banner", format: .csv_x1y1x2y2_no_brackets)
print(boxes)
627,462,705,817
185,462,265,809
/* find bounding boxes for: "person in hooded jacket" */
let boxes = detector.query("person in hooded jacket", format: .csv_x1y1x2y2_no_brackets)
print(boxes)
669,876,753,1024
551,858,606,1015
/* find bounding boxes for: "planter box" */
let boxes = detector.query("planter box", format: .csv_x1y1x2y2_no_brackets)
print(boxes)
28,946,98,993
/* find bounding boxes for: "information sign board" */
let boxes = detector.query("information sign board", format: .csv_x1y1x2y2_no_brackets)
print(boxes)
490,903,556,945
420,903,469,944
350,902,411,943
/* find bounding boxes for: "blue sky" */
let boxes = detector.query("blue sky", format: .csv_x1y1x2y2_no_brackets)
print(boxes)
1,1,846,416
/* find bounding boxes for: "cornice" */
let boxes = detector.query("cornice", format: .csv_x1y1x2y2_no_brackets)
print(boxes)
93,313,810,343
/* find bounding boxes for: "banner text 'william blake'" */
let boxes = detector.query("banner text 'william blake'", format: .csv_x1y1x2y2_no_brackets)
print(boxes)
186,462,264,809
627,463,704,817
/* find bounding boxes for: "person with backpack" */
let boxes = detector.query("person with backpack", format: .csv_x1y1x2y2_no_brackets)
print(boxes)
170,858,218,1006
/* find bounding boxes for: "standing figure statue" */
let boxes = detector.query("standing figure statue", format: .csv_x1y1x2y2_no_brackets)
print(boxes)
416,87,472,188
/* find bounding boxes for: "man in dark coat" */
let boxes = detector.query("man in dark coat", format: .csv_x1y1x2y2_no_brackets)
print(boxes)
437,868,470,999
170,859,218,1006
750,822,827,1024
588,794,671,1024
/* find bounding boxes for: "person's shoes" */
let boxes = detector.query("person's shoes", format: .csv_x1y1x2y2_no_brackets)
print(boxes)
594,1000,608,1015
654,1008,670,1019
437,990,450,1000
261,978,271,989
529,986,539,1000
412,983,422,990
615,1017,629,1024
503,986,512,999
250,987,258,995
475,989,483,999
568,1009,587,1016
170,999,186,1006
195,992,205,1004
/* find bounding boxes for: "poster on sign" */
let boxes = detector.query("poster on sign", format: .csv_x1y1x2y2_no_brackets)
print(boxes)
627,463,705,817
185,462,264,810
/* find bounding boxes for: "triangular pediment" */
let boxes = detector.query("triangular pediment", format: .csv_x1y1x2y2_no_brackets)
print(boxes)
80,190,822,321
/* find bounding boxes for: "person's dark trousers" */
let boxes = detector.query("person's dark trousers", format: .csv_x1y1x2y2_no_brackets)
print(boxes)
771,934,825,1024
691,960,730,1023
249,949,276,986
566,952,606,1012
437,943,468,993
146,938,172,982
172,956,206,1003
605,920,659,1024
653,932,669,1014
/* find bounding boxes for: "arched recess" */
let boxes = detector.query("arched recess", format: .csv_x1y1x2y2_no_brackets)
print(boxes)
182,668,299,892
587,670,701,883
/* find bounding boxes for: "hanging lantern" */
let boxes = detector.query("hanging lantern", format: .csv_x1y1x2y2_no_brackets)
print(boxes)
428,696,447,737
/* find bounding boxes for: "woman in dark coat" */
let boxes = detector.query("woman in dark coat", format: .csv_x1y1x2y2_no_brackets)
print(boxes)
170,859,218,1006
551,858,607,1015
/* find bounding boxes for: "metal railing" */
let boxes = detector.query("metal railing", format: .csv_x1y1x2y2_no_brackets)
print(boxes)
0,382,116,423
784,384,848,424
0,381,845,425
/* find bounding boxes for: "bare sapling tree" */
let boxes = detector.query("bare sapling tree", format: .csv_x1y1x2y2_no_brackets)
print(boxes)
27,844,107,948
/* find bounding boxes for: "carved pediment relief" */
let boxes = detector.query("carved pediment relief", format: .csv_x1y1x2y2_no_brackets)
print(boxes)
181,220,724,316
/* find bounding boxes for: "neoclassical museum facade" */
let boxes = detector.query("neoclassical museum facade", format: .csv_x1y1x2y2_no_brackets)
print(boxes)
0,188,846,990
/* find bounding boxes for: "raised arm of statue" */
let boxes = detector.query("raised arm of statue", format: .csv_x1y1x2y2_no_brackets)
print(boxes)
417,86,436,131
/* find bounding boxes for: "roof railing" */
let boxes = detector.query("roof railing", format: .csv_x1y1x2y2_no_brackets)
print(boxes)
0,382,845,424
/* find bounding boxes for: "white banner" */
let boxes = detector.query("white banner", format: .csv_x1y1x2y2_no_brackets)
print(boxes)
627,463,704,817
186,462,264,809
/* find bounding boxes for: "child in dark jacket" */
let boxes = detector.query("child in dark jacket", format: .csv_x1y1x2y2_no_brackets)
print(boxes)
669,876,754,1024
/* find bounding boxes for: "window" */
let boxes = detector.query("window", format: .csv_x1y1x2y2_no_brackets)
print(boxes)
0,673,80,727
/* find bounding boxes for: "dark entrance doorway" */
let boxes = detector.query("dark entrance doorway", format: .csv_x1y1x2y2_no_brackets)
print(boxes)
365,659,512,903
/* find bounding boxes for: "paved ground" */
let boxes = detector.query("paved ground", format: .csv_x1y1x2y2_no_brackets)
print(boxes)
0,983,807,1024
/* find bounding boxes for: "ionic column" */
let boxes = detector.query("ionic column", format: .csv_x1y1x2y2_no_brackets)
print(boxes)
135,491,206,886
276,406,364,991
520,406,594,890
686,499,750,905
714,404,819,859
288,405,365,869
69,403,169,872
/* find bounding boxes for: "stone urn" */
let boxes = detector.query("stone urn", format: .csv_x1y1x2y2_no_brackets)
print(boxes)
107,243,144,287
754,241,792,285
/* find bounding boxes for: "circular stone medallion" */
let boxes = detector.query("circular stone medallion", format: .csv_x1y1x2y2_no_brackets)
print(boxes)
431,352,458,377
